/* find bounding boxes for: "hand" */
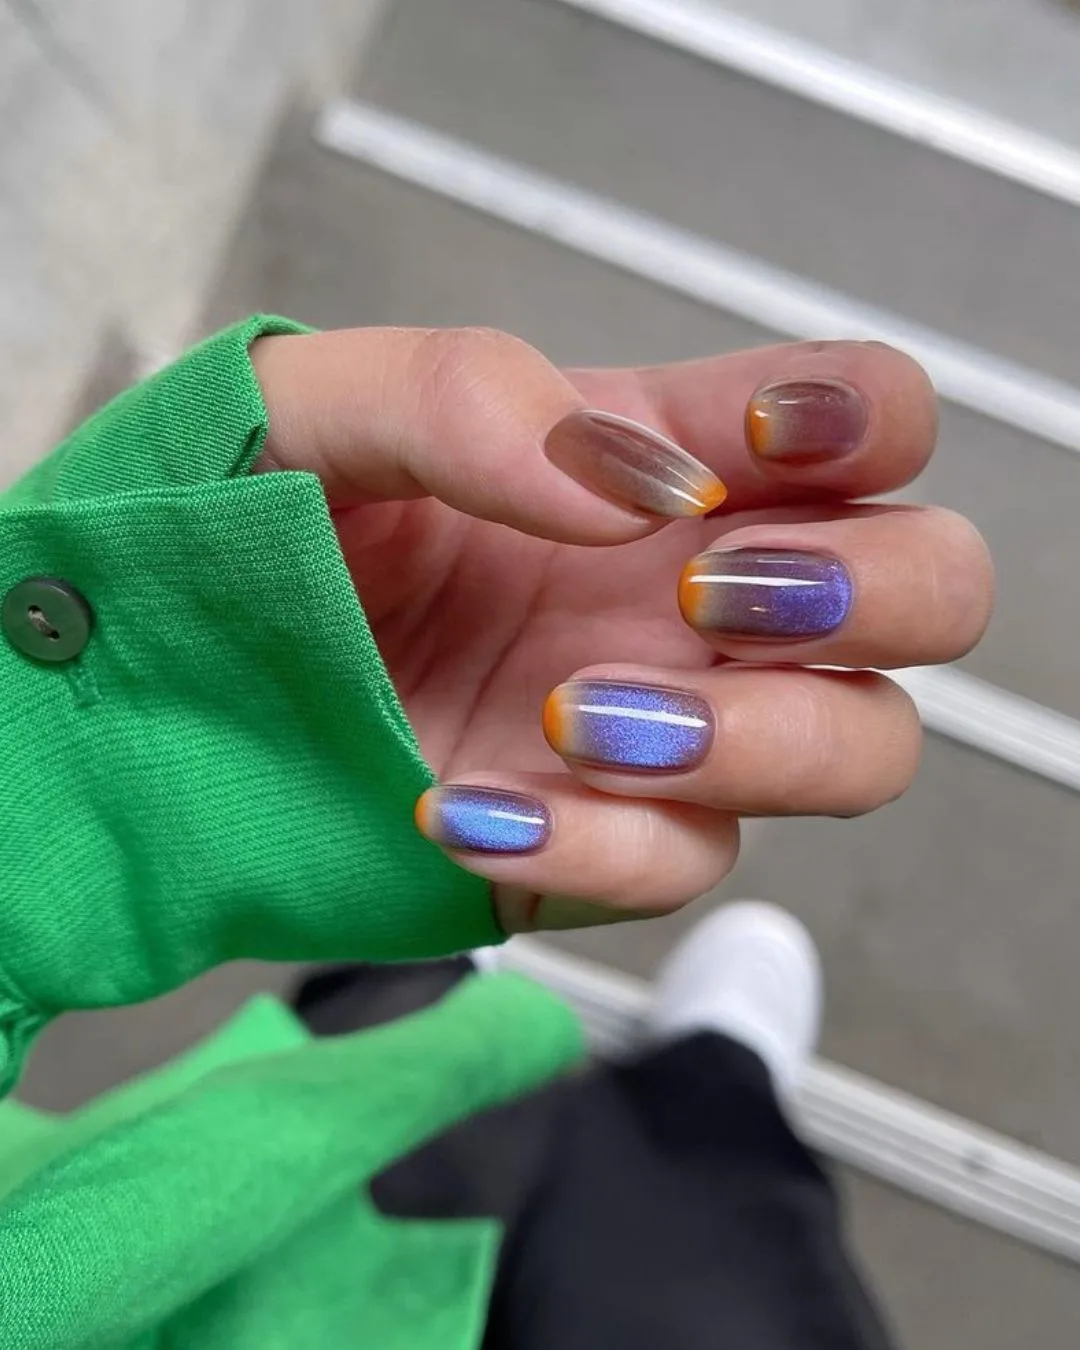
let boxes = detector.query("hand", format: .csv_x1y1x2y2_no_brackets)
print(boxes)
252,327,992,932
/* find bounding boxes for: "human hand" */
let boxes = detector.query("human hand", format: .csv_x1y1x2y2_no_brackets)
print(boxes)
253,328,992,932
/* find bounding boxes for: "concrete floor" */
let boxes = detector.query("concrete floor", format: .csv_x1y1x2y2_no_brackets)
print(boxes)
6,0,1080,1343
0,0,385,475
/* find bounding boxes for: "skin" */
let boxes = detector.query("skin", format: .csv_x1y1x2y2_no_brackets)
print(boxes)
252,327,994,932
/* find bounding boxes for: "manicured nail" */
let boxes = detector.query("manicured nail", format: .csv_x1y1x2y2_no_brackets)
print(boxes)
747,379,868,464
416,786,552,855
545,409,727,518
544,680,714,773
680,549,853,639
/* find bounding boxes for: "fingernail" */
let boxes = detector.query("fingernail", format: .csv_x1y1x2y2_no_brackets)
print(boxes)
679,549,853,639
747,379,868,463
416,786,552,855
544,680,714,773
545,409,727,518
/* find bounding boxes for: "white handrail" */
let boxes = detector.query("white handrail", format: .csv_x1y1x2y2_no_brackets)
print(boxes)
553,0,1080,211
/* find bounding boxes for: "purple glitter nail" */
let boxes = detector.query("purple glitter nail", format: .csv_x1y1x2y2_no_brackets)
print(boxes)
679,549,853,639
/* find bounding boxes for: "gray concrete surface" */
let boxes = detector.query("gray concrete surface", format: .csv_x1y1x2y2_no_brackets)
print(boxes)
0,0,387,478
845,1171,1080,1348
6,0,1080,1343
17,962,301,1112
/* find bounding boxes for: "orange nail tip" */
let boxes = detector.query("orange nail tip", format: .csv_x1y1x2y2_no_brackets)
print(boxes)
677,566,698,623
694,477,728,513
414,791,435,836
542,688,566,751
745,402,772,458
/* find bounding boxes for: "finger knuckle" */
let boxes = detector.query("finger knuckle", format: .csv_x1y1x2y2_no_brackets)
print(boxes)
412,327,547,431
415,326,533,386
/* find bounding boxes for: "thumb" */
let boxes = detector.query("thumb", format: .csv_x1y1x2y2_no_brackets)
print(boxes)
250,326,726,545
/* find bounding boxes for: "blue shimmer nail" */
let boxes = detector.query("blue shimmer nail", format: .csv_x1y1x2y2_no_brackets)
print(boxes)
679,549,852,639
416,786,552,854
544,680,714,773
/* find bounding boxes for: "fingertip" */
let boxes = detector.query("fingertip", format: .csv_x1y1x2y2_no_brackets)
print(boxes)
746,377,869,466
544,408,727,522
417,775,739,924
414,784,553,856
542,677,716,775
742,341,937,495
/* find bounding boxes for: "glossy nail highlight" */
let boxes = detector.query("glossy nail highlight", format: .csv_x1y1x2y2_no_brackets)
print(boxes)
416,786,552,855
679,549,853,639
544,680,714,773
747,379,868,464
545,409,727,518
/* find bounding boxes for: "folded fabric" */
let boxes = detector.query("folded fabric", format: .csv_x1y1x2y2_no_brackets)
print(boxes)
0,316,495,1095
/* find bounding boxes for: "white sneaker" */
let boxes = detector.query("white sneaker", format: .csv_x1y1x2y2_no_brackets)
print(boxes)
469,944,504,976
651,901,823,1097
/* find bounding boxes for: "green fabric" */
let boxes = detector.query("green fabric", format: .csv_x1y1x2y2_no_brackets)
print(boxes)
0,319,582,1349
0,975,584,1349
0,996,307,1197
0,315,496,1095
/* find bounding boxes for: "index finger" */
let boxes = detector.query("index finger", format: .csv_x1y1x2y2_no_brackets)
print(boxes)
567,339,937,511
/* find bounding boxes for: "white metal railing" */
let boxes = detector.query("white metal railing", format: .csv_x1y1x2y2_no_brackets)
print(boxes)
552,0,1080,211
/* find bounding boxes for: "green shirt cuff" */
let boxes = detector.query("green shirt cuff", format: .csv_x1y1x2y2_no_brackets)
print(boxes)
0,317,495,1093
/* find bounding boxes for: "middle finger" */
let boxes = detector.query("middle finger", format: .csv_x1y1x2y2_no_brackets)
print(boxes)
677,503,993,670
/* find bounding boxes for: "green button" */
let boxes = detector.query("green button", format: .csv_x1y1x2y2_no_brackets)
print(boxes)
2,577,94,664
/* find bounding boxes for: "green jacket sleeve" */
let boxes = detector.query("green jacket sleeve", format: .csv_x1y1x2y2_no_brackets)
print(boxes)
0,315,495,1094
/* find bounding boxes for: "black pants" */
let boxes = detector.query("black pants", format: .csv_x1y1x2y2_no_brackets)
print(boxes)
294,962,895,1350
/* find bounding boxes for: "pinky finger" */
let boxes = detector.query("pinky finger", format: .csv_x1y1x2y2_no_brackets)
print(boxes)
415,775,740,932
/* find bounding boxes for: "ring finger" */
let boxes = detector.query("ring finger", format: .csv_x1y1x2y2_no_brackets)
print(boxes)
543,664,922,817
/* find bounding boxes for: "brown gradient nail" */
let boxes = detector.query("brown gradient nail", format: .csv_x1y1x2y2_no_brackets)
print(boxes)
747,378,869,464
546,409,727,518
